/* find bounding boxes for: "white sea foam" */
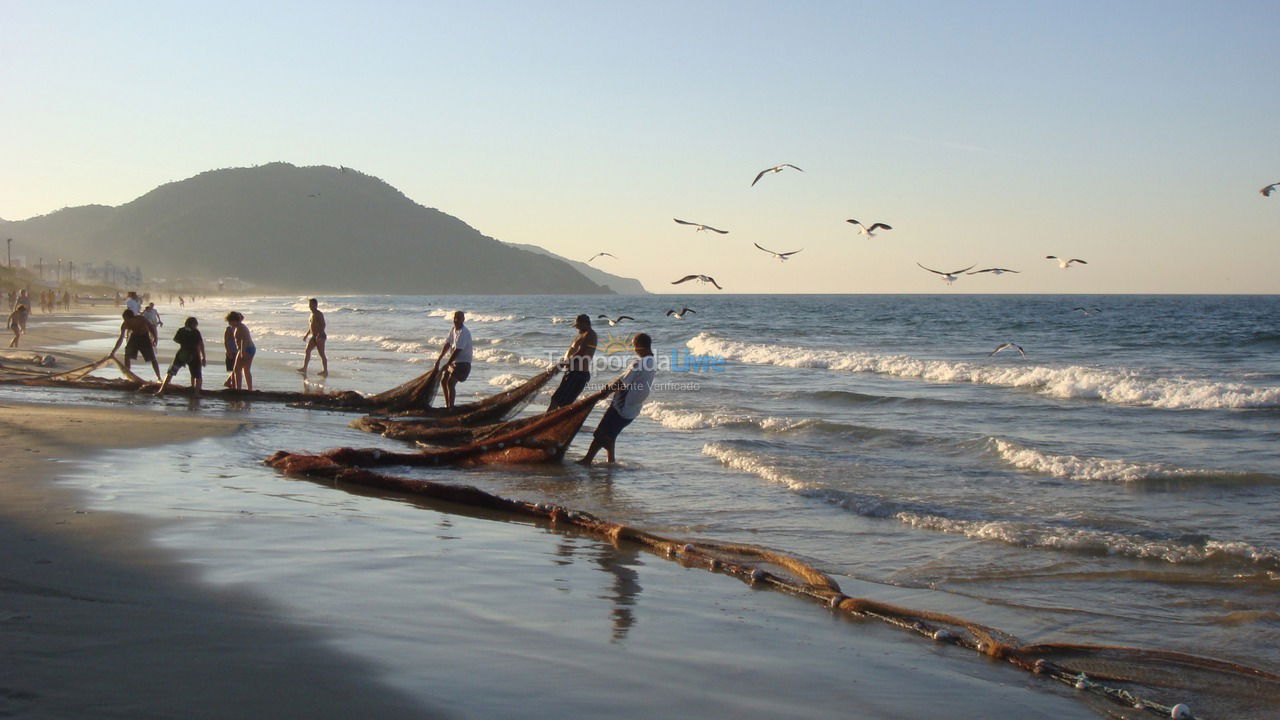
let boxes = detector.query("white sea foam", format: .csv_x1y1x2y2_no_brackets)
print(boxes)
705,442,1280,571
687,333,1280,410
895,512,1280,571
645,402,812,432
426,308,517,323
488,373,523,388
987,438,1238,483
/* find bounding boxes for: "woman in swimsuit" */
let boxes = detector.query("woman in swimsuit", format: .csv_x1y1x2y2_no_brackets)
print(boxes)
7,304,29,348
223,311,256,390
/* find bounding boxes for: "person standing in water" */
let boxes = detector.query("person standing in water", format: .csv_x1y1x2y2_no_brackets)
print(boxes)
298,298,329,376
7,304,29,348
578,333,657,466
223,311,256,390
547,314,597,411
439,311,472,409
155,316,206,397
109,308,162,381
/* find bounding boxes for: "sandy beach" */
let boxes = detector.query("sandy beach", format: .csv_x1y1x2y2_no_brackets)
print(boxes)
0,308,1104,719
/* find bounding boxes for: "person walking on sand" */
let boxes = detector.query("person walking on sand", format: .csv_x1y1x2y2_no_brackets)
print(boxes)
7,303,29,348
223,311,256,390
109,308,162,381
439,311,473,409
298,298,329,376
578,332,657,466
155,316,206,397
547,314,597,411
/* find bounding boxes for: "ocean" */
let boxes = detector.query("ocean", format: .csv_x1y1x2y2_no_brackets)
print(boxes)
14,293,1280,715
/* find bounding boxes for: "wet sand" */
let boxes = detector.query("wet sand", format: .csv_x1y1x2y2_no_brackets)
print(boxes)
0,309,1100,719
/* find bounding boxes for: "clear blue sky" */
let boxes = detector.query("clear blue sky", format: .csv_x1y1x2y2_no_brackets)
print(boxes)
3,0,1277,293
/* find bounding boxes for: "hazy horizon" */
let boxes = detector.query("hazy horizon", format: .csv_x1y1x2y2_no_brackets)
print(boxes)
2,1,1277,294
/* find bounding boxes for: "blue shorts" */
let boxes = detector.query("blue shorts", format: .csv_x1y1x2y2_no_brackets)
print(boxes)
592,406,633,443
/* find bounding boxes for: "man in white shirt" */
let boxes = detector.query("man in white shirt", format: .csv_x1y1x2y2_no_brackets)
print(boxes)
578,332,656,465
125,291,142,316
440,310,473,408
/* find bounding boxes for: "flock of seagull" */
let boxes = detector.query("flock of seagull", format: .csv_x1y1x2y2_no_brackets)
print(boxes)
584,162,1107,290
577,171,1280,359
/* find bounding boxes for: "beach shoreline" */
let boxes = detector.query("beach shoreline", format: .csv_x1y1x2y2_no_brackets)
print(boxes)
0,308,1114,719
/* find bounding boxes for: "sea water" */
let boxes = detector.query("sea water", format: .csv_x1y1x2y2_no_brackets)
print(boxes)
15,293,1280,710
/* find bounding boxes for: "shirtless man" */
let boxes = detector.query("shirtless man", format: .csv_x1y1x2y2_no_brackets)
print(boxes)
547,314,597,410
298,297,329,376
109,308,161,381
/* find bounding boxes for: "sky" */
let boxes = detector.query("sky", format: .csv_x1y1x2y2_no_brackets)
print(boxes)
2,0,1278,293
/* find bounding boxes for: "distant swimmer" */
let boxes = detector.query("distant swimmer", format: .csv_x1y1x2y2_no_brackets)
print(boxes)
1046,256,1087,269
588,252,617,263
439,310,473,409
1261,182,1279,197
547,314,597,411
597,314,635,327
666,307,696,319
1073,306,1102,315
967,267,1020,275
989,342,1026,358
110,308,161,381
578,333,657,466
846,219,893,238
916,262,975,284
751,163,803,187
672,274,723,290
673,218,729,234
753,243,803,261
298,297,328,376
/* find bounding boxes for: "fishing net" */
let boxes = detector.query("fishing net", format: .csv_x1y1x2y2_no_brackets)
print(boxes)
273,386,610,469
0,353,556,419
264,437,1280,719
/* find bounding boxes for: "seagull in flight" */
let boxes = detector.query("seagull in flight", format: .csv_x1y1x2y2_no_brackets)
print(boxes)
967,267,1020,275
672,274,723,290
989,342,1027,358
916,262,975,284
597,314,635,327
1046,256,1087,269
751,163,803,187
588,252,617,263
846,219,893,237
753,243,803,261
673,218,729,234
1073,306,1102,315
1261,182,1279,197
666,307,696,319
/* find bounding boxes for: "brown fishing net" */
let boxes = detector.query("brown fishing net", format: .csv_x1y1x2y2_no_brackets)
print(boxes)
0,354,557,419
265,422,1280,719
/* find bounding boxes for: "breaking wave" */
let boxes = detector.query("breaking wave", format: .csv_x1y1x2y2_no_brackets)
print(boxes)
688,333,1280,410
987,438,1280,484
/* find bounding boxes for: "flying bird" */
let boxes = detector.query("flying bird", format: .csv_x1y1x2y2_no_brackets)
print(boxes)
666,307,696,319
967,267,1020,275
751,163,804,187
1046,256,1087,269
588,252,617,263
916,262,975,284
1261,182,1279,197
1073,306,1102,315
597,314,635,327
846,219,893,237
672,274,723,290
989,342,1027,358
673,218,729,234
753,243,803,261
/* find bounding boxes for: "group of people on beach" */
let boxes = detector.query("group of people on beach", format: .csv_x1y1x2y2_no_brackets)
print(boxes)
101,297,652,464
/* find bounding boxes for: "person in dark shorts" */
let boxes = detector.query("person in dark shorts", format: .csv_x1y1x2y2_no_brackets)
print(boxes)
578,333,657,466
223,324,237,372
440,311,473,408
109,308,161,381
548,314,597,411
156,316,207,396
298,297,329,376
